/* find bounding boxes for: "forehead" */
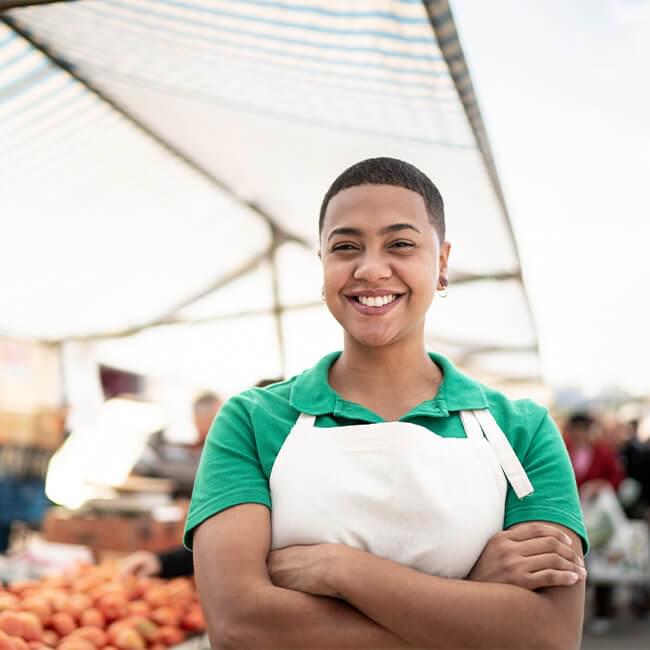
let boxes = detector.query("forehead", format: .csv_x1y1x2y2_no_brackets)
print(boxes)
323,184,430,233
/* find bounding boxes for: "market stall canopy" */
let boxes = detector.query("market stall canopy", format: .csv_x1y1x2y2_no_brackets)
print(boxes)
0,0,539,393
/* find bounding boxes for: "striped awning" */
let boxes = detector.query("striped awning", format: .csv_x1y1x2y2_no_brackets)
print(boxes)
0,0,539,392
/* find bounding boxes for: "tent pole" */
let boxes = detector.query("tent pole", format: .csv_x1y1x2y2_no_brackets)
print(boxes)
422,0,540,365
269,230,286,379
0,13,308,251
0,0,72,9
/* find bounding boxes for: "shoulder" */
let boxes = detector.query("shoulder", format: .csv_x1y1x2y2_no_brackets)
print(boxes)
218,376,296,417
209,376,302,446
482,384,549,432
219,351,341,424
476,382,559,456
433,352,548,432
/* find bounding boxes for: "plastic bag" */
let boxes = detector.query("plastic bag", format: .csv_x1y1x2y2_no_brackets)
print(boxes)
582,485,650,584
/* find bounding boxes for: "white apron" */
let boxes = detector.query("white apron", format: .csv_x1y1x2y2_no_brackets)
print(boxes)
270,409,533,579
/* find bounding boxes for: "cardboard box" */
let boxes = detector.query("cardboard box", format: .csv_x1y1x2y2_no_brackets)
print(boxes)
0,411,39,443
0,408,66,449
0,338,62,411
42,506,187,556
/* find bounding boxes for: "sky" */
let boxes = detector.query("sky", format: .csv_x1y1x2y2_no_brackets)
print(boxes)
451,0,650,395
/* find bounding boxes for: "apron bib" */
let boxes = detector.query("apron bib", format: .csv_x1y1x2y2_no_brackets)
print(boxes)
270,409,533,579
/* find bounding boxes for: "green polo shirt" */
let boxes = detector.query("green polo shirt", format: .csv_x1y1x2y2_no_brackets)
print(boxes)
185,351,588,554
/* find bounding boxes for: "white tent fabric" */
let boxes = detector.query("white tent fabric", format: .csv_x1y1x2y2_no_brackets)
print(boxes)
0,0,538,394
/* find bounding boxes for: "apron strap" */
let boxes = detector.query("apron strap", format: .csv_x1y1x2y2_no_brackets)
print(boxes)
459,409,534,500
459,410,484,441
296,413,316,427
472,409,534,500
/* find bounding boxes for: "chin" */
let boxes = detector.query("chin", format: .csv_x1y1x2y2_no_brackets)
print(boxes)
349,328,400,349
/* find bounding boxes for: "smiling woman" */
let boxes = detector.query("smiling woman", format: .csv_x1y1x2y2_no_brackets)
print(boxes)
321,180,446,367
185,158,588,650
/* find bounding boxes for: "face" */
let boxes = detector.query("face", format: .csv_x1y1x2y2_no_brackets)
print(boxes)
193,401,222,444
320,184,450,349
567,423,597,446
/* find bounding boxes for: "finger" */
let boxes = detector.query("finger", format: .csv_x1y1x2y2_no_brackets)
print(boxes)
524,569,583,590
523,553,587,577
517,537,584,566
506,523,572,545
131,562,146,577
119,561,137,577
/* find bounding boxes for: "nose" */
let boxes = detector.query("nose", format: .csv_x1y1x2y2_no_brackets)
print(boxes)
353,250,392,282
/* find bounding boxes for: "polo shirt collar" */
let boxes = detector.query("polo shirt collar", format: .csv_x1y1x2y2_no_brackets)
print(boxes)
290,350,488,419
290,351,341,415
428,352,489,413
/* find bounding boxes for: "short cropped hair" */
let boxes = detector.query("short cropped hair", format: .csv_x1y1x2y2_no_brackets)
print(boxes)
193,391,221,413
566,412,595,430
319,157,445,241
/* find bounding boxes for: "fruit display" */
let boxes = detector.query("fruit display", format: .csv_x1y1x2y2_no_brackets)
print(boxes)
0,563,205,650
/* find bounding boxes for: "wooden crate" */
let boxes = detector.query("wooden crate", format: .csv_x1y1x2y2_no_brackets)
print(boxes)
0,408,66,449
42,507,187,556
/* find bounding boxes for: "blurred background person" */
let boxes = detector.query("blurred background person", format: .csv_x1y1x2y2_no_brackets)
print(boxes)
564,411,625,499
135,391,222,498
121,391,221,578
618,413,650,618
121,382,281,578
0,472,51,553
119,545,192,579
564,411,626,632
620,416,650,520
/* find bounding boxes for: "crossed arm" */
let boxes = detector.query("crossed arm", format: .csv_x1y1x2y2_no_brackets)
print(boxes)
193,504,585,650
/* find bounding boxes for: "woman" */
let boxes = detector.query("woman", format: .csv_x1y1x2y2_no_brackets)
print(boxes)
564,412,625,497
185,158,588,649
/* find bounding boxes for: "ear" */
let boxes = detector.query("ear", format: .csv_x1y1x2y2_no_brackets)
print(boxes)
437,240,451,287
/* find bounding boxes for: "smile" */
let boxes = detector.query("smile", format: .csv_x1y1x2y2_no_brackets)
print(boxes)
355,294,397,307
345,293,404,315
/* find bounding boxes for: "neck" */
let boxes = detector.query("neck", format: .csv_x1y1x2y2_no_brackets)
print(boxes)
331,330,440,403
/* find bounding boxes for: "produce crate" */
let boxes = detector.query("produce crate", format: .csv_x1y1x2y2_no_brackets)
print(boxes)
42,508,187,557
0,408,66,450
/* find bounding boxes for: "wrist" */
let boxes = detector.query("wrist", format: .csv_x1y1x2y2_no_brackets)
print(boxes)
322,544,361,600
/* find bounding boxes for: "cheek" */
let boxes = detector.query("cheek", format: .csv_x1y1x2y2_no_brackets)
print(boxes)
399,259,436,296
423,272,436,296
322,261,347,293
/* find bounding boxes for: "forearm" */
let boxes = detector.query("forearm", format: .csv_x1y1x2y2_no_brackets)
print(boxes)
328,549,584,650
210,582,410,650
192,505,408,649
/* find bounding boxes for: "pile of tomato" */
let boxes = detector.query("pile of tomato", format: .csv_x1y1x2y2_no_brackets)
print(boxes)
0,563,205,650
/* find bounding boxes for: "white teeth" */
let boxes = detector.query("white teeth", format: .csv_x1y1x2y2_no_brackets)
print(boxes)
357,294,396,307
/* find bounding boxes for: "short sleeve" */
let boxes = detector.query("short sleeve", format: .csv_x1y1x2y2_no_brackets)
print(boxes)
183,394,271,549
504,409,589,555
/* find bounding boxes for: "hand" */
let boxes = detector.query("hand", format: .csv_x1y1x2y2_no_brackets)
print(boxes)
119,550,162,577
579,479,610,500
267,544,345,598
467,523,586,590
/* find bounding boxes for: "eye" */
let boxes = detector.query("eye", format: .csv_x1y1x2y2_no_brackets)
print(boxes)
331,242,359,252
389,240,415,249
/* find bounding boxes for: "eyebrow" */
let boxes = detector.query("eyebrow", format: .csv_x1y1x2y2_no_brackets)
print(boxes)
327,223,421,241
